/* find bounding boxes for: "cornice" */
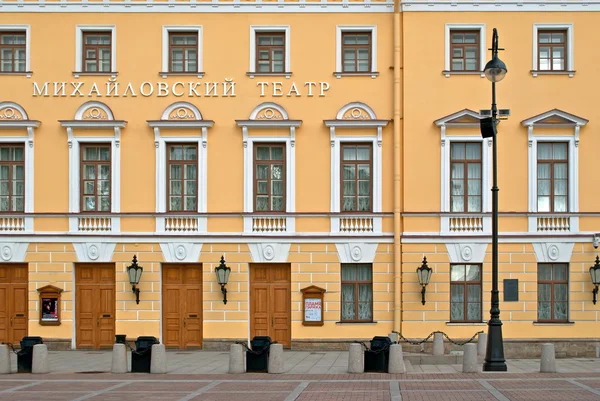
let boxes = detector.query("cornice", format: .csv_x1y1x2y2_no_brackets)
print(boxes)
401,1,600,12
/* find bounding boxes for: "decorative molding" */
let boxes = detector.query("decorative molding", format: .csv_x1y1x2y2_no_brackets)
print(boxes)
159,242,203,262
446,243,488,264
73,242,116,262
161,26,203,78
401,1,599,12
532,242,574,263
0,242,28,262
336,243,377,263
434,108,483,128
248,243,291,263
444,24,486,78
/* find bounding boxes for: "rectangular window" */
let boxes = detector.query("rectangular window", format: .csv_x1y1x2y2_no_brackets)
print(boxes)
342,32,371,73
450,143,482,213
537,142,568,213
83,32,111,73
538,263,569,322
254,144,285,212
341,263,373,322
341,144,372,212
450,264,482,322
81,145,111,212
538,30,567,71
450,30,479,71
256,33,285,73
0,32,26,73
167,144,198,212
169,32,198,73
0,145,25,212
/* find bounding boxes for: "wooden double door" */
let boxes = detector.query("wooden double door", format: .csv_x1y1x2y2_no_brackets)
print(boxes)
250,264,291,348
76,264,115,349
0,264,28,345
162,264,203,349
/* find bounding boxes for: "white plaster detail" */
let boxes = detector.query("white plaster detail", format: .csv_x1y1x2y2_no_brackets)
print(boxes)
335,25,377,77
532,24,574,77
75,25,117,75
159,242,203,263
248,26,291,77
73,242,116,262
532,242,574,263
444,24,486,78
0,243,27,262
335,102,377,120
248,243,291,263
161,26,203,77
446,243,488,263
336,243,377,263
249,102,289,120
0,25,31,74
74,101,115,120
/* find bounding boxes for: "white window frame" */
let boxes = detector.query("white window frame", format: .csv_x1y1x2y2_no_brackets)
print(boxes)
161,26,204,78
532,23,574,77
248,25,291,78
444,24,486,78
0,25,31,77
74,25,117,77
335,25,378,78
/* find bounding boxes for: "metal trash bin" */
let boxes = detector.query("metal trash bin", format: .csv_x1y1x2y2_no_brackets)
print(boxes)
17,336,43,373
246,336,272,373
115,334,127,344
364,336,392,373
131,336,159,373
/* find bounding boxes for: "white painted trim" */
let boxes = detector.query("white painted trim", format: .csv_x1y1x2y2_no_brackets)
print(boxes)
159,101,203,120
75,25,117,74
74,100,115,120
335,102,377,120
73,242,116,262
159,242,202,262
335,25,377,77
532,24,574,77
161,26,203,77
521,109,588,127
248,243,291,262
446,243,488,264
249,102,289,120
532,242,574,263
335,243,377,263
444,24,485,78
0,25,31,74
401,235,590,244
401,1,600,12
0,242,28,262
248,25,290,76
0,101,31,121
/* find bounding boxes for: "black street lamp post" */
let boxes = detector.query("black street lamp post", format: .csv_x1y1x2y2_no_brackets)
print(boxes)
480,27,508,372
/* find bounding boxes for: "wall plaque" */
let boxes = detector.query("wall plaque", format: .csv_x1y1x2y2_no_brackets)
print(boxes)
37,285,63,326
504,279,519,302
301,285,326,326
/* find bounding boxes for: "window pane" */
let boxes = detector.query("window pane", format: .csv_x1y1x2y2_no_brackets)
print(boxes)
343,165,355,180
272,180,283,196
451,302,464,321
453,48,463,58
13,147,24,161
358,181,370,196
465,265,480,281
256,181,267,195
184,180,197,196
170,165,181,180
256,147,270,160
451,34,464,43
451,196,464,212
537,163,551,179
0,182,9,196
467,302,481,321
185,196,197,211
358,165,370,180
538,301,551,320
271,196,284,211
538,265,552,281
451,284,464,302
554,196,567,212
170,146,183,161
170,197,182,211
554,301,568,320
342,265,357,281
356,147,370,161
170,181,182,195
271,165,283,180
343,147,356,161
451,265,465,281
271,147,284,161
464,33,477,43
343,181,355,196
343,197,356,211
99,196,110,211
0,197,7,211
451,143,465,160
452,60,464,70
185,165,197,180
537,179,550,196
358,264,372,281
341,284,356,320
256,165,268,180
539,33,551,43
465,143,481,159
255,196,268,211
184,146,197,161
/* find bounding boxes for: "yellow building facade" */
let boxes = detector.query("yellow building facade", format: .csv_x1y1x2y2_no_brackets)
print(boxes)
0,0,598,355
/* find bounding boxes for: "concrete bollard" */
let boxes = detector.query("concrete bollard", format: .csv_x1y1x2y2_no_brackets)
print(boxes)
228,344,245,374
268,343,284,374
432,333,444,356
0,344,10,374
150,344,167,374
388,332,399,344
477,333,488,357
348,343,364,373
462,343,478,373
111,343,128,374
31,344,49,374
540,343,556,373
388,344,406,374
596,345,600,359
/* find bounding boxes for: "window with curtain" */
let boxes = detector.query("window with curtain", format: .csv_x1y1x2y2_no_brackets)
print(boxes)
169,32,198,73
0,32,26,73
537,142,568,213
538,263,568,322
167,144,197,212
83,32,111,73
0,145,24,212
538,30,567,71
450,30,479,72
256,33,285,73
81,145,111,212
341,143,372,212
254,144,285,212
341,264,373,322
342,32,371,72
450,264,482,322
450,142,481,213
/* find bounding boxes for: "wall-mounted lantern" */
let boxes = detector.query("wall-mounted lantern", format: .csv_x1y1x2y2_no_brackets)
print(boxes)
416,256,432,305
215,255,231,305
590,256,600,305
127,255,143,305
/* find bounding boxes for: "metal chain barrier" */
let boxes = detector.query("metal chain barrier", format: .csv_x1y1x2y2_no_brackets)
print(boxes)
235,340,277,356
122,340,152,356
391,330,483,346
2,342,21,355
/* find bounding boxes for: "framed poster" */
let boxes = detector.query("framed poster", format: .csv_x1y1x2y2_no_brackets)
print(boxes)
42,298,59,322
37,285,63,326
301,285,326,326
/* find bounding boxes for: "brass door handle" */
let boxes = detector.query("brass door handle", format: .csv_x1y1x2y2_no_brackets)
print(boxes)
271,316,274,327
97,318,100,327
183,318,186,328
10,317,12,327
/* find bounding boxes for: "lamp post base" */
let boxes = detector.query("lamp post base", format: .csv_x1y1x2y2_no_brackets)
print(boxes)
482,321,507,372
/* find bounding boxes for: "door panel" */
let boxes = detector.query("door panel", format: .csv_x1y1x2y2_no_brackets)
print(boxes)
11,286,28,342
0,264,29,344
162,264,203,349
0,286,8,343
250,264,291,348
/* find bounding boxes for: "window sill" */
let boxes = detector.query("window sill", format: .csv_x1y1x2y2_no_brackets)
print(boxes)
533,321,575,325
531,70,575,78
446,322,487,326
73,72,118,79
442,70,485,78
0,71,32,78
159,71,205,79
336,321,377,325
333,72,379,79
246,72,292,79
